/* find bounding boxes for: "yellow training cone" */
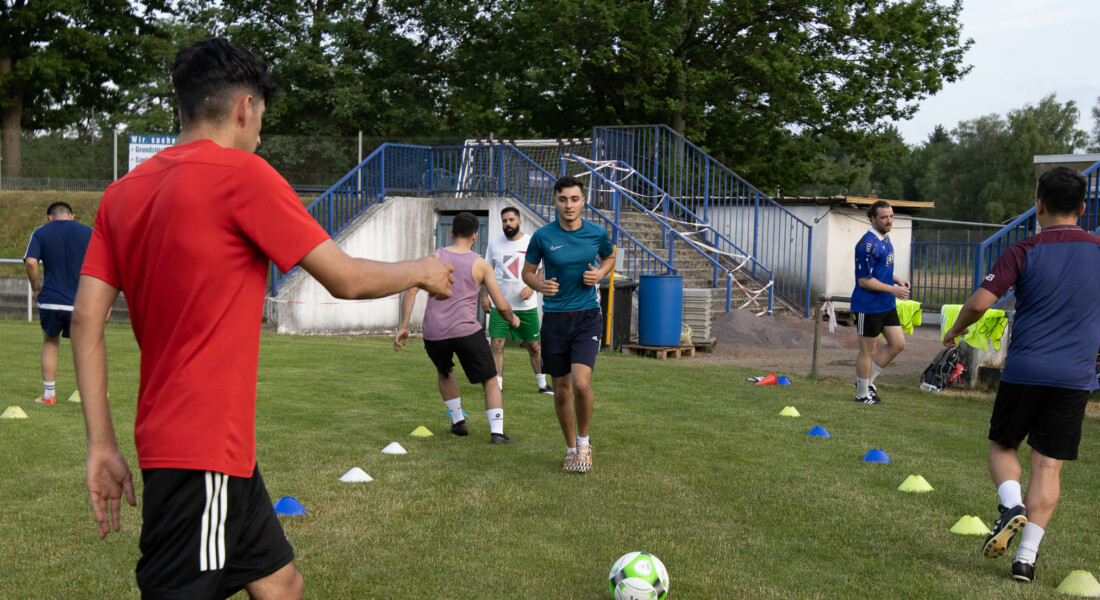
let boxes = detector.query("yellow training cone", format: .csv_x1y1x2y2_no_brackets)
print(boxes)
898,475,934,493
1,406,29,419
410,426,433,437
1056,570,1100,596
779,406,800,417
949,516,991,535
68,390,81,403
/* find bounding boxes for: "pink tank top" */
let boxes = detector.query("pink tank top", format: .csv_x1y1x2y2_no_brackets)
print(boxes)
421,248,483,341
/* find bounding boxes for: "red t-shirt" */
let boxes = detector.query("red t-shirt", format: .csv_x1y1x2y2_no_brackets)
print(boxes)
82,139,330,477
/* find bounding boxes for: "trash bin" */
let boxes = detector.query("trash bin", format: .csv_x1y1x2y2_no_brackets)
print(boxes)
638,274,683,347
598,278,637,350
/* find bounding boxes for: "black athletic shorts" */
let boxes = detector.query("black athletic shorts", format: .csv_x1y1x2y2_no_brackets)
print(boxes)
988,381,1090,461
423,329,497,384
855,308,901,338
136,464,294,599
39,307,72,338
540,309,603,378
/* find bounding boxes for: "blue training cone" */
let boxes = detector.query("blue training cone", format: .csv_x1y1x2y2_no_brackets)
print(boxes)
862,449,891,463
273,496,307,516
777,376,792,385
444,410,469,419
807,426,830,438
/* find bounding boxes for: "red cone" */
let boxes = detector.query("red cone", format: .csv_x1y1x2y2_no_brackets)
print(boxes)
755,372,779,386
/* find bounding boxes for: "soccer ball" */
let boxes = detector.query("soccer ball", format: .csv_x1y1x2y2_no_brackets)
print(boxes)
608,552,669,600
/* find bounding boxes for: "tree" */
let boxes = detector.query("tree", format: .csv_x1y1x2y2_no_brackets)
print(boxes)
1090,95,1100,153
432,0,971,191
0,0,164,177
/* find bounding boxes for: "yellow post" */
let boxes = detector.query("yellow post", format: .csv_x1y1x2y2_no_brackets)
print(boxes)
604,245,616,347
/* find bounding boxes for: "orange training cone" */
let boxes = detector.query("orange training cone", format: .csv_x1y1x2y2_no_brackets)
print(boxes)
755,373,779,386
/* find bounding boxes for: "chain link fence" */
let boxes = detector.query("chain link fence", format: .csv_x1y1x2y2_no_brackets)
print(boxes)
1,132,466,195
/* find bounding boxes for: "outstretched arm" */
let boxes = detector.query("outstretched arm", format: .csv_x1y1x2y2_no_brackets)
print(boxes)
943,288,998,347
299,240,454,300
72,275,136,539
394,288,420,351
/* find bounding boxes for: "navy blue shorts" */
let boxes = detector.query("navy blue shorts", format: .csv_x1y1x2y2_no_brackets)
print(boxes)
38,307,72,338
540,309,603,378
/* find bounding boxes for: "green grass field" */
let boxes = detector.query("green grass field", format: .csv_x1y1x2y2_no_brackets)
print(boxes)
1,319,1097,599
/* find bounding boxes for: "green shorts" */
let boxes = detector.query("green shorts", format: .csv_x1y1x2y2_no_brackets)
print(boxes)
488,307,541,341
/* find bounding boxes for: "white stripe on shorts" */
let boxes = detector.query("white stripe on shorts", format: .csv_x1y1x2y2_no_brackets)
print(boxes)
857,312,864,336
199,471,229,571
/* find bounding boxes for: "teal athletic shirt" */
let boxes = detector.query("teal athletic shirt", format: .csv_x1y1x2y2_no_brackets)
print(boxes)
525,219,614,313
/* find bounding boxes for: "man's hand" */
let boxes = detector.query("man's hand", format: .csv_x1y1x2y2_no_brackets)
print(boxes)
583,264,602,286
394,327,410,351
942,326,968,348
520,287,534,301
481,296,491,313
418,255,455,299
86,446,136,539
509,314,521,329
892,285,910,300
542,277,559,296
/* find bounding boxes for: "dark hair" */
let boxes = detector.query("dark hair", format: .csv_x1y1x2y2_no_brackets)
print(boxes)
452,212,480,238
553,175,585,195
46,202,73,217
866,200,892,219
1037,166,1087,216
501,206,520,219
172,38,277,126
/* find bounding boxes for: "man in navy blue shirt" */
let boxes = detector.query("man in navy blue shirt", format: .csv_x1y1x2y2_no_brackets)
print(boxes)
851,200,910,404
944,167,1100,583
24,201,93,404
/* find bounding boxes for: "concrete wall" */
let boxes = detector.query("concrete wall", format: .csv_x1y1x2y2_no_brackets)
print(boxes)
269,196,546,335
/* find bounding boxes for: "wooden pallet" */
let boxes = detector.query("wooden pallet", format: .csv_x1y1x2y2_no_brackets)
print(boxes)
693,338,717,353
621,343,697,359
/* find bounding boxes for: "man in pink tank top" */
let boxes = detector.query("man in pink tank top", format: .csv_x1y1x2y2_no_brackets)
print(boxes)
395,212,521,444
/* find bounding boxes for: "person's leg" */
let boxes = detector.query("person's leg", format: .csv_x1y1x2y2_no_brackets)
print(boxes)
524,340,542,375
245,562,304,600
872,325,906,376
41,332,60,398
989,440,1024,489
571,364,594,438
437,369,460,402
1013,450,1063,568
552,374,576,448
490,337,506,381
855,335,877,399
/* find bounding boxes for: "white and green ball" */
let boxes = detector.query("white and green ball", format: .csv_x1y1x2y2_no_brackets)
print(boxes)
608,552,670,600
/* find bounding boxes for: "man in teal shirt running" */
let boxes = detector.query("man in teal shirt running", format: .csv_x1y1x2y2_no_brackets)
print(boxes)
523,175,615,473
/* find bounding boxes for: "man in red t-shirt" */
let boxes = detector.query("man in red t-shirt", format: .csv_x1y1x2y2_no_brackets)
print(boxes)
71,38,452,599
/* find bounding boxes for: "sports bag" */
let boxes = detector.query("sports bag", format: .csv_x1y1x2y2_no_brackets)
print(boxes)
920,347,963,392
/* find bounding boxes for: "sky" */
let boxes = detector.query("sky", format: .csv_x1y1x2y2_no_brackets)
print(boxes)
890,0,1100,146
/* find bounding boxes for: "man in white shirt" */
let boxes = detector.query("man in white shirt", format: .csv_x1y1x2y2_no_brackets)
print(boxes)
482,207,552,394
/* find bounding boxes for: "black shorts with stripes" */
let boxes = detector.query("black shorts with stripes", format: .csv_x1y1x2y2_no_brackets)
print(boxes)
136,464,294,599
854,308,901,338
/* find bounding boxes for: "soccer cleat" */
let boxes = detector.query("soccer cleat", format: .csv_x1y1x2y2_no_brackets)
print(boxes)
983,504,1027,559
1011,559,1036,583
450,420,468,437
538,385,554,395
35,396,57,405
854,395,882,405
575,443,592,473
855,381,882,402
490,433,517,444
563,450,577,472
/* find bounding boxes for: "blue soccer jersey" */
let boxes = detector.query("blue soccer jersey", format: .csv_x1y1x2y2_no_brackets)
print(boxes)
851,229,896,314
980,225,1100,390
23,219,93,308
525,219,614,313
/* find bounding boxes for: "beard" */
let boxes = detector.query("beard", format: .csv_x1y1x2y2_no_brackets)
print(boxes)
503,225,520,238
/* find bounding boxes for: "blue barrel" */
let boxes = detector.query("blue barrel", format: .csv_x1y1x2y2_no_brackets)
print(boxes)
638,274,683,347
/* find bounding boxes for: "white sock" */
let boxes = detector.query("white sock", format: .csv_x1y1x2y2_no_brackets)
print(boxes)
870,362,883,385
444,398,463,425
566,446,577,454
487,409,504,435
856,377,870,398
1016,522,1045,564
577,435,590,447
536,373,547,387
496,376,503,391
997,480,1024,509
44,381,55,399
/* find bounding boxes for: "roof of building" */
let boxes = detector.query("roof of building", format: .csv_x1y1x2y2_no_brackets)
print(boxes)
775,195,933,212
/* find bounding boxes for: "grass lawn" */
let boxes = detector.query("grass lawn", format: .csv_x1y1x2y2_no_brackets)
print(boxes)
1,318,1097,599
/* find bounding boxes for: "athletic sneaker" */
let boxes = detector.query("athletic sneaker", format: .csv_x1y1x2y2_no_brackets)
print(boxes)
1011,559,1036,583
563,450,577,472
854,382,882,403
35,396,57,405
450,420,468,437
575,443,592,473
854,395,882,405
538,385,553,395
984,504,1028,559
490,433,517,444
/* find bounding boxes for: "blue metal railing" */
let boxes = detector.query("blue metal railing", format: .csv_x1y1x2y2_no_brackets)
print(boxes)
565,154,774,313
593,124,813,315
910,241,981,306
